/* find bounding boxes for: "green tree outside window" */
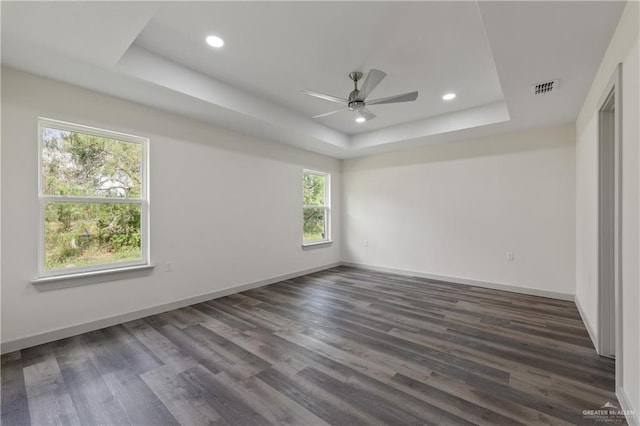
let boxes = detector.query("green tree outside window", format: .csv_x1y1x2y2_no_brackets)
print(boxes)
39,120,148,273
303,170,330,243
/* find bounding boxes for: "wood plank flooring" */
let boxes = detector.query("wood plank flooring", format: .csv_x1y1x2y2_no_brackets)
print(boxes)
1,266,622,425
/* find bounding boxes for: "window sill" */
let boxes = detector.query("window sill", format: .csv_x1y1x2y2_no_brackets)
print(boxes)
302,241,332,250
32,264,155,290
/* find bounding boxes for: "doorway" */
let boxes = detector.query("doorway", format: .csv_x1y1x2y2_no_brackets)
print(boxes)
597,64,621,385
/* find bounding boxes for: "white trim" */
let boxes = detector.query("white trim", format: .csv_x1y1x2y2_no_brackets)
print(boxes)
340,261,575,301
37,117,150,279
1,262,341,354
302,205,329,209
38,117,147,144
302,169,331,244
31,264,155,286
141,129,150,276
597,74,616,357
575,294,599,352
596,64,623,378
616,385,639,426
302,168,330,178
302,240,332,249
40,196,144,204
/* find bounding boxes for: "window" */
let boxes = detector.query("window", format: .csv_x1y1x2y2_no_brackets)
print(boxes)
38,118,149,277
303,170,330,245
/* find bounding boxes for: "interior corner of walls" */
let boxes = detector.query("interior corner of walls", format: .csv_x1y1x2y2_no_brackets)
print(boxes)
575,293,598,352
0,262,342,354
341,262,574,301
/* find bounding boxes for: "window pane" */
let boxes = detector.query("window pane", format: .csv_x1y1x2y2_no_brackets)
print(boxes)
44,202,142,271
303,208,326,242
42,127,142,198
303,172,326,206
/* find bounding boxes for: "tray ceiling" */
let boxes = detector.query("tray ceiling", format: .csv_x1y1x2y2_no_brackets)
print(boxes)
1,1,626,158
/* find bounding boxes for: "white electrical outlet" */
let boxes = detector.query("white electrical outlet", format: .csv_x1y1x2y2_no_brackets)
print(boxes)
166,261,173,272
506,252,514,261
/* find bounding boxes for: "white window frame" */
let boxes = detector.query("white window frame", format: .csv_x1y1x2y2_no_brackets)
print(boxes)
37,117,150,278
302,169,331,246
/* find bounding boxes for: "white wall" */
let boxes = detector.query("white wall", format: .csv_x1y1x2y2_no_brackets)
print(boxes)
342,125,576,298
1,68,341,350
575,1,640,420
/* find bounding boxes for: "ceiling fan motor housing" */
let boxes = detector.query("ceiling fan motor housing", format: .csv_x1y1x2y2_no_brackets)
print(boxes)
348,89,364,111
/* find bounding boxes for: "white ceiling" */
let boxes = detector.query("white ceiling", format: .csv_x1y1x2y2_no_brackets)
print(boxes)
1,1,626,158
134,2,505,135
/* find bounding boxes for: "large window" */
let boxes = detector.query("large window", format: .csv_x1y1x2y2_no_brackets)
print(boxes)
303,169,330,245
38,118,149,277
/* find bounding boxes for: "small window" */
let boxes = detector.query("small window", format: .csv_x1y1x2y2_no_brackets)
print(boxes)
303,170,330,245
38,118,149,277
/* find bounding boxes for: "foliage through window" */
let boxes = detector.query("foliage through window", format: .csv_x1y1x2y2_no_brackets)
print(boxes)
39,118,148,276
303,170,330,244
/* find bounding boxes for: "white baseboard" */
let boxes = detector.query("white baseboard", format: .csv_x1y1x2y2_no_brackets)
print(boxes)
0,262,341,354
340,261,575,301
575,294,599,353
617,385,639,426
0,261,581,353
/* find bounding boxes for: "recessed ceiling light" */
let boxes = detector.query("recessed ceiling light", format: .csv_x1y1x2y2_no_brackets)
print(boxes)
206,35,224,48
442,93,456,101
355,117,366,123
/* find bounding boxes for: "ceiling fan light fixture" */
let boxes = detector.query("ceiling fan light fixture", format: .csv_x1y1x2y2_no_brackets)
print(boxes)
206,35,224,48
442,93,456,101
355,117,366,123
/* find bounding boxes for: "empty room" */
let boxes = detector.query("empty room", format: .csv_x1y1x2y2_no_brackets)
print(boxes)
1,1,639,425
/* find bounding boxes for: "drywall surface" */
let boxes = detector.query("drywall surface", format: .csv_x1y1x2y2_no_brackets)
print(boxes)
575,1,639,420
1,68,341,348
342,124,576,296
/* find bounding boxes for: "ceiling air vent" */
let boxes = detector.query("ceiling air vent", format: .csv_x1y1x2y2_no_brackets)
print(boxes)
533,80,559,95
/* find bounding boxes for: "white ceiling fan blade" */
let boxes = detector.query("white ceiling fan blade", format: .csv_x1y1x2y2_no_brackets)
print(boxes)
312,107,346,119
302,89,347,104
358,69,387,100
358,109,376,121
367,91,418,105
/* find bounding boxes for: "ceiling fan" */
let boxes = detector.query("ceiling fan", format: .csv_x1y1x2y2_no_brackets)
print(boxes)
303,69,418,122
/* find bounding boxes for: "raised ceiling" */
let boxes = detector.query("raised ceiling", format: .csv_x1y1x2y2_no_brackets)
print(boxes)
134,2,505,135
1,1,626,158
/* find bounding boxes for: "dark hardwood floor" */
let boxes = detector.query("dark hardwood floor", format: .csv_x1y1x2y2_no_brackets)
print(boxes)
1,266,621,425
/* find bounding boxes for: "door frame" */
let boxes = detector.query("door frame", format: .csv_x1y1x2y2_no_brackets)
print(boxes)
596,64,622,387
